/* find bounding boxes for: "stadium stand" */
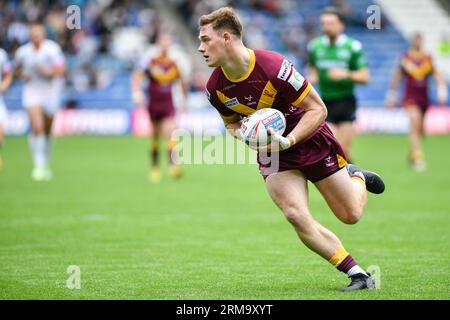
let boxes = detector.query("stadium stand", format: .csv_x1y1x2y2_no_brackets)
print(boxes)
1,0,160,110
377,0,450,80
175,0,409,107
1,0,448,111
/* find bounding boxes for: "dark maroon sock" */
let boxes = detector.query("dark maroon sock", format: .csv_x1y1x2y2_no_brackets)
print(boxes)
150,148,159,167
337,255,357,273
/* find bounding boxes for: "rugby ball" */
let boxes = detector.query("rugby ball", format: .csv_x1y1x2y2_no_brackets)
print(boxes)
240,108,286,146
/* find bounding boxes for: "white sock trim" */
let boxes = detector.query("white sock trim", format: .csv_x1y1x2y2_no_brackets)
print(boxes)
29,134,47,168
351,171,366,183
347,265,368,277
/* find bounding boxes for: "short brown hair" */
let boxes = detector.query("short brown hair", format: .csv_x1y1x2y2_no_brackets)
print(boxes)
321,6,345,23
199,7,243,37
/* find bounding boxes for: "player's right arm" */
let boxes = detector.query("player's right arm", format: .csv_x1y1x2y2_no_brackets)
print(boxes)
130,70,147,106
217,107,244,141
205,83,244,141
0,51,13,93
307,66,318,85
131,52,150,107
385,66,403,108
13,47,26,81
224,120,244,140
36,42,66,79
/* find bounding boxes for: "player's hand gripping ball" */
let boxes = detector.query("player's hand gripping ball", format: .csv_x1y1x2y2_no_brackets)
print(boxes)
240,108,286,146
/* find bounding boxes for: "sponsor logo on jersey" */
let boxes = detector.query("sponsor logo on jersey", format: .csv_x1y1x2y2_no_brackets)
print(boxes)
337,49,350,59
288,68,304,91
316,60,348,69
277,59,292,81
223,84,236,91
245,95,256,106
224,97,239,108
317,48,325,58
263,89,275,98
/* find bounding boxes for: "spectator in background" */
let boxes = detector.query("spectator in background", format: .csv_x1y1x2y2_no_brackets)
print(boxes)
386,33,448,171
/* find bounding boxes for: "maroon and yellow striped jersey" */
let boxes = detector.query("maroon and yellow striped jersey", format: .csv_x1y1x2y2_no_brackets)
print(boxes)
206,49,312,134
400,50,434,108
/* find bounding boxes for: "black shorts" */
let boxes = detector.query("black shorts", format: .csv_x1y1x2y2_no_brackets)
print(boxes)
323,95,357,124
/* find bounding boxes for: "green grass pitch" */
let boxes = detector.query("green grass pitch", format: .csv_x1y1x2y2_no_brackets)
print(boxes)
0,134,449,299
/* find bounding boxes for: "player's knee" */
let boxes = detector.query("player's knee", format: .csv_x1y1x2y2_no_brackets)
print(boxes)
341,207,362,225
283,205,311,227
31,126,44,135
341,214,360,225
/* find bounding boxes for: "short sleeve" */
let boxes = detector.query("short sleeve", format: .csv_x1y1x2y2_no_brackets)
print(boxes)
272,58,312,107
349,40,368,70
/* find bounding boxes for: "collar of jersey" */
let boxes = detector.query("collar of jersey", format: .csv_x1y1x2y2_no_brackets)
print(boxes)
221,48,255,83
322,34,347,46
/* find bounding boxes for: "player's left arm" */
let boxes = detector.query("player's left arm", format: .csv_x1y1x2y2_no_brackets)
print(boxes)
0,70,13,93
259,62,327,151
288,85,327,141
349,41,370,84
328,67,370,84
38,45,66,78
347,67,370,84
267,85,327,151
433,66,448,105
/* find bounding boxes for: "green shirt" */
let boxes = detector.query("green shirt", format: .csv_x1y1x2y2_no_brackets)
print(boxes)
308,34,368,100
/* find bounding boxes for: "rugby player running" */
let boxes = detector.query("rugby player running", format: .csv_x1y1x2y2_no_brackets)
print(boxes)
198,7,385,292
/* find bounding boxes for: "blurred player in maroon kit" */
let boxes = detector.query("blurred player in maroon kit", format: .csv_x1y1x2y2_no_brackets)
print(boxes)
199,7,385,291
131,32,191,182
386,33,448,171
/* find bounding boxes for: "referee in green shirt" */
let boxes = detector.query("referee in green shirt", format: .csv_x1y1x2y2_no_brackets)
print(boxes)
308,7,370,161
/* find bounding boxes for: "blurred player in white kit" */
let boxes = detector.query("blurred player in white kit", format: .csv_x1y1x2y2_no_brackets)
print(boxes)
14,23,66,181
0,48,13,172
